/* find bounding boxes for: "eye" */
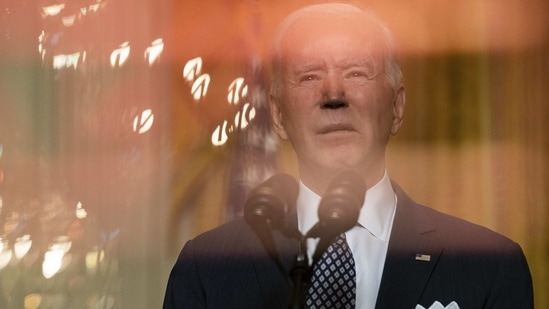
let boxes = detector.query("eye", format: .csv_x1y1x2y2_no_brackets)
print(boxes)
345,63,378,80
299,74,319,83
346,70,375,80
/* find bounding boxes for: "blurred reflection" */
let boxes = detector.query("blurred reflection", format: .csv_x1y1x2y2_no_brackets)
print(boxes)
182,57,203,82
42,238,70,279
75,202,87,219
0,188,124,307
85,246,104,275
211,120,230,146
0,236,12,269
41,5,66,17
145,39,164,66
132,109,155,135
110,42,130,68
190,74,210,101
13,234,32,259
52,52,83,70
2,0,273,305
228,77,248,105
210,75,257,146
1,0,170,307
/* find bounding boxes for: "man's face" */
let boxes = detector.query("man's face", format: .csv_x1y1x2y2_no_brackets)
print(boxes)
270,15,405,188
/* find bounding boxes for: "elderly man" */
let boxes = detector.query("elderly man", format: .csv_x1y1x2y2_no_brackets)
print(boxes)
164,3,533,308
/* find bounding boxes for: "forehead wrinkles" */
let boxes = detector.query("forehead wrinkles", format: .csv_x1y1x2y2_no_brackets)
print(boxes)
278,16,387,64
279,38,384,82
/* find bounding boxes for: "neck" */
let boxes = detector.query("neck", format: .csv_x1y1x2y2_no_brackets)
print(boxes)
299,163,386,196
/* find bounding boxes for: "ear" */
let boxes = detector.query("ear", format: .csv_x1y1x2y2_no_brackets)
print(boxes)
269,94,290,140
390,85,405,135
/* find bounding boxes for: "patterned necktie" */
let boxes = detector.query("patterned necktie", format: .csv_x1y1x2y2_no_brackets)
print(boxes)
306,233,356,308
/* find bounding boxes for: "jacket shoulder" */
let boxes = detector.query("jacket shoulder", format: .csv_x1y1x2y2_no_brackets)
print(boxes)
392,181,517,251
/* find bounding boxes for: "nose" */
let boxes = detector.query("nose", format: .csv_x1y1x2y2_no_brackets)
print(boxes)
321,74,347,109
321,99,348,109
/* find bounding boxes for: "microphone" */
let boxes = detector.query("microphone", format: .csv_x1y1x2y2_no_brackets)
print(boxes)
319,170,366,234
244,173,299,276
244,173,299,230
306,171,366,264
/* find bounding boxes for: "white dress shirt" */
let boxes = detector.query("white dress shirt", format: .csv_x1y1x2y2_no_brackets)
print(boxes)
297,171,397,309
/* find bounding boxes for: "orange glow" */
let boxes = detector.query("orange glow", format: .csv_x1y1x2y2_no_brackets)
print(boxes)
24,294,42,309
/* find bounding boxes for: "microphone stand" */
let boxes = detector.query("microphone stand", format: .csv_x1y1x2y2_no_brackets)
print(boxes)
311,232,338,267
288,236,311,309
286,228,341,308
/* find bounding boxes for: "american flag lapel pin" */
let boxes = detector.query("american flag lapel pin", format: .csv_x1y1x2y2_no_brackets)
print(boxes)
415,253,431,262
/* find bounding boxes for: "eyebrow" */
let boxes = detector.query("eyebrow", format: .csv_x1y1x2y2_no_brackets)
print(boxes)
293,62,324,75
337,58,377,68
288,56,381,77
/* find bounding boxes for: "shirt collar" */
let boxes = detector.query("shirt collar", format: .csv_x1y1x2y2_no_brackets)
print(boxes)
297,170,396,241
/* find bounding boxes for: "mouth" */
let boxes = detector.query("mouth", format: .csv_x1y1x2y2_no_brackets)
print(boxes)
317,123,356,135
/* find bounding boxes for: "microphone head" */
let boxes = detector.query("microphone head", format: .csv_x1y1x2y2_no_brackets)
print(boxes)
317,170,366,234
244,173,299,229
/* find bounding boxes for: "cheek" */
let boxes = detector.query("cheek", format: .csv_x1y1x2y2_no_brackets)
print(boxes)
280,89,317,123
374,99,398,134
279,104,306,135
352,89,395,130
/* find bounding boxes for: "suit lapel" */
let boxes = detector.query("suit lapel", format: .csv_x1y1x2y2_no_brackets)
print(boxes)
375,183,444,309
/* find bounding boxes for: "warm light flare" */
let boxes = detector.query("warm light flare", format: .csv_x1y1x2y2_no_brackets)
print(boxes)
145,38,164,66
191,74,211,101
227,78,248,105
42,237,72,278
235,103,256,130
183,57,203,82
52,52,83,70
61,15,77,27
133,109,155,134
14,234,32,259
42,4,65,17
76,201,88,219
42,248,64,279
85,247,105,274
110,42,131,67
0,237,11,270
24,294,42,309
381,0,548,55
212,121,230,146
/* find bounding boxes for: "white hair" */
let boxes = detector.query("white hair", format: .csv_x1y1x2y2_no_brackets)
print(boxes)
269,3,402,97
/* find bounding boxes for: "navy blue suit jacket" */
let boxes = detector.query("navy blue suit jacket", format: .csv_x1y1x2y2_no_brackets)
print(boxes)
163,183,533,308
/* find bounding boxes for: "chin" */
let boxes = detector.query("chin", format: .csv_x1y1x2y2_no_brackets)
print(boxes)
324,146,364,164
318,147,382,173
321,157,363,174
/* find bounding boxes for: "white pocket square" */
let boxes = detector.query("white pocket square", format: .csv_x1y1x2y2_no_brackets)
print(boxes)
415,301,460,309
